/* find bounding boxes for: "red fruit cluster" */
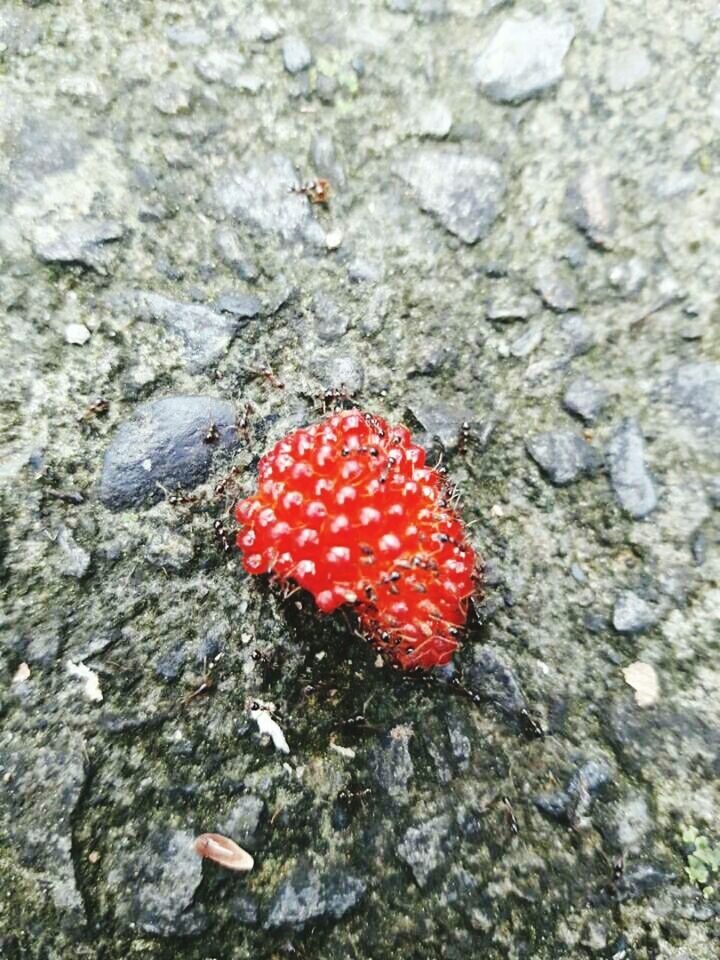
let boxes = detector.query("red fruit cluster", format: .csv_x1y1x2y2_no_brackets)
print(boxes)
235,409,478,670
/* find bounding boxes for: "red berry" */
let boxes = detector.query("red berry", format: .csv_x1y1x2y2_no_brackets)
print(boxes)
235,409,479,670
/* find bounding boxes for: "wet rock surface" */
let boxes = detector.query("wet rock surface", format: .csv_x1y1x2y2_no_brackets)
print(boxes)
2,1,719,958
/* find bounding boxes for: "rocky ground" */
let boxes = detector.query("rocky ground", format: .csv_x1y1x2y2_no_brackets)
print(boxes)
1,1,719,958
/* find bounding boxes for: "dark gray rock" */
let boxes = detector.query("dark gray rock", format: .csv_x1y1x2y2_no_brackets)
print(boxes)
534,759,611,825
130,292,238,371
606,418,657,519
105,828,204,935
282,36,312,74
312,293,350,342
32,219,125,272
397,814,451,888
0,735,87,922
369,728,414,800
397,149,506,244
566,168,615,248
219,795,265,851
612,591,656,634
669,362,720,434
264,862,365,930
526,430,599,486
99,395,239,510
407,401,491,453
474,15,575,103
466,645,529,721
214,154,324,245
563,377,609,424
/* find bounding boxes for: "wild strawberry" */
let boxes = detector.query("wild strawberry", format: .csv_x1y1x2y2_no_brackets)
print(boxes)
235,409,479,670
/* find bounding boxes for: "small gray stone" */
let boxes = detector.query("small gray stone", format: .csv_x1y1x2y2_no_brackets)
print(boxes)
282,35,312,74
486,290,541,322
369,728,414,800
397,814,451,888
534,759,611,825
312,293,350,341
607,419,657,519
466,645,529,722
130,292,238,371
265,862,365,930
563,377,610,424
397,149,506,244
534,260,578,312
510,323,544,358
215,292,262,321
474,15,575,103
154,643,187,681
407,401,491,453
99,395,239,510
613,591,656,634
566,168,615,248
527,430,599,486
194,50,246,87
106,828,204,936
560,314,595,357
56,526,91,578
33,219,125,272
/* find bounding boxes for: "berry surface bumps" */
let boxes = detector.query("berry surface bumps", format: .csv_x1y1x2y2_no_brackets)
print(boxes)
235,409,478,670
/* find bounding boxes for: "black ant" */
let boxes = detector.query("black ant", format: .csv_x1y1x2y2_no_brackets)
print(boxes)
502,796,519,836
204,422,220,444
78,397,110,423
337,784,372,808
457,420,473,456
213,518,233,553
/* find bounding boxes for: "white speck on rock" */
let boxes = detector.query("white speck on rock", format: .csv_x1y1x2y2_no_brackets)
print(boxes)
249,700,290,754
64,322,91,345
622,661,659,707
67,660,103,702
325,228,343,250
12,662,31,684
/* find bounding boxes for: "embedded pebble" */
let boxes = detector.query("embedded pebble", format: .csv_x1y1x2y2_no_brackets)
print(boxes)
474,15,575,103
613,592,656,634
563,377,610,424
606,419,657,519
64,322,91,346
99,395,239,509
397,149,506,244
282,36,312,74
526,430,599,486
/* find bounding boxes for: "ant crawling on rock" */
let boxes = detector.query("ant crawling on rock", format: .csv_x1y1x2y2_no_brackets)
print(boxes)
204,422,220,444
182,654,223,707
337,783,372,810
213,518,233,554
290,178,331,205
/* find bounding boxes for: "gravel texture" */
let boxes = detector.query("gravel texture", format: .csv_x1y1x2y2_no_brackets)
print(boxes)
1,2,719,959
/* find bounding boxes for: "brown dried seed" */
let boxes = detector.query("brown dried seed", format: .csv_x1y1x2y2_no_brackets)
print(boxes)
193,833,254,872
